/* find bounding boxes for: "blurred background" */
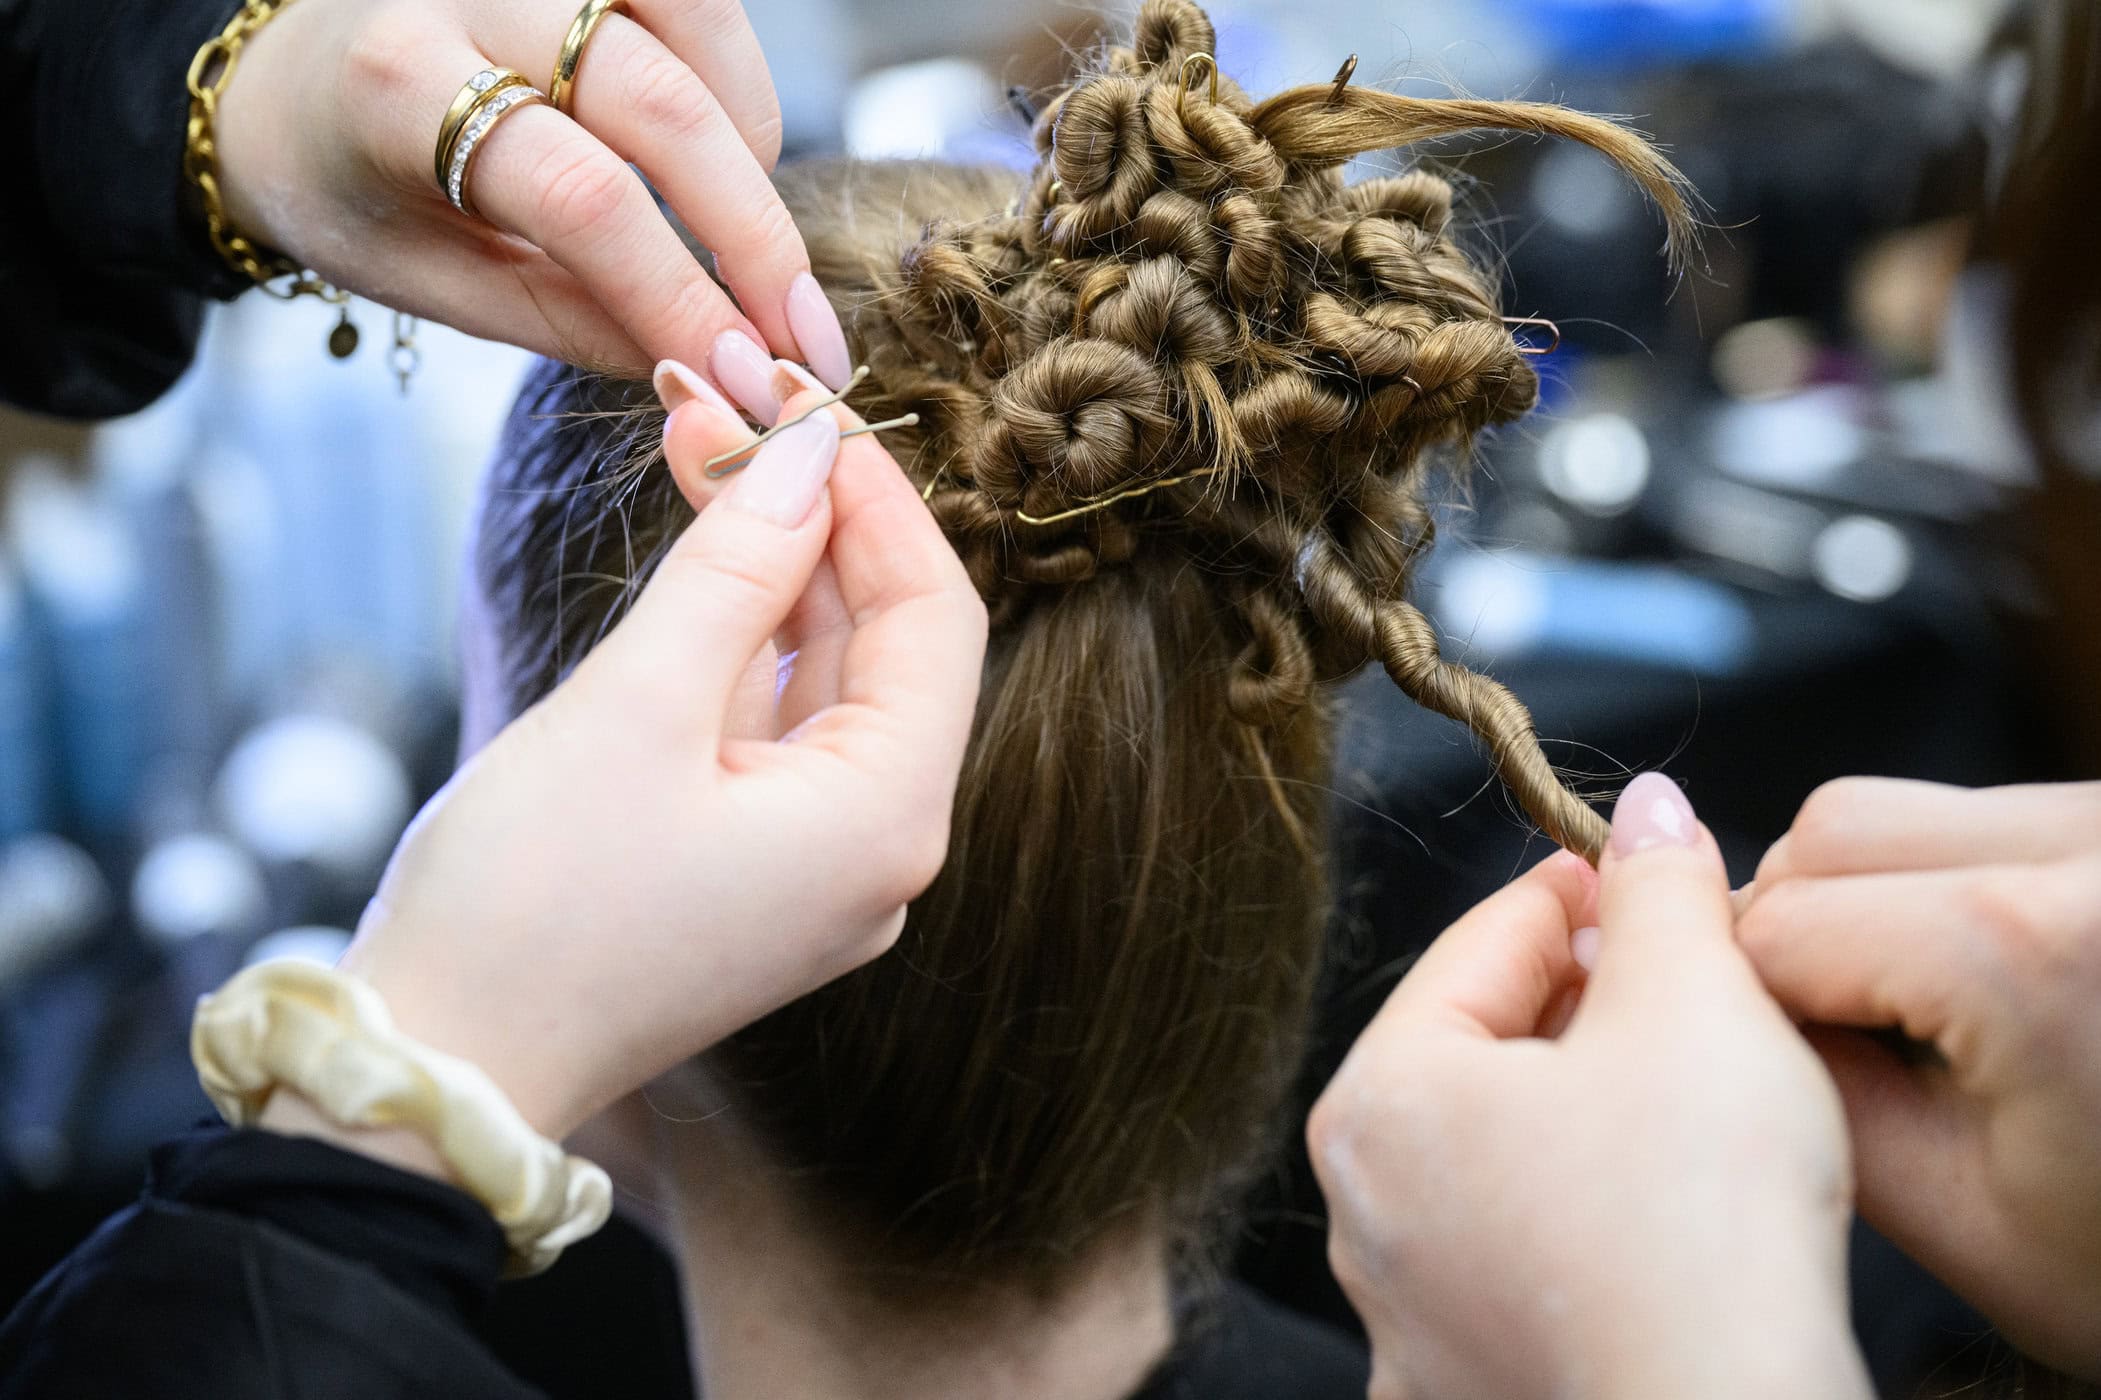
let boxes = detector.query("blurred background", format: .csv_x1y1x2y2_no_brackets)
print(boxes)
3,0,2093,1396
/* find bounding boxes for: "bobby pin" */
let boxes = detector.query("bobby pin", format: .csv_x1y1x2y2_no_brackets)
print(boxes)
1501,316,1562,356
1327,54,1358,108
1176,52,1218,120
1016,464,1229,526
702,366,920,478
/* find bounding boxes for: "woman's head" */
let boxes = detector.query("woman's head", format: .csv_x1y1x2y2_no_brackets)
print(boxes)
470,0,1688,1295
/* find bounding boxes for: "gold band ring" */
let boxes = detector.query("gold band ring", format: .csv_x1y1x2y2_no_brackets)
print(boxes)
436,68,548,216
550,0,628,115
436,67,531,191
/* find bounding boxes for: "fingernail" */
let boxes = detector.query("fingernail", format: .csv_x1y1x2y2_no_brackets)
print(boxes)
773,358,827,397
660,401,751,469
710,330,783,424
724,414,839,527
1570,925,1601,974
1609,772,1699,858
784,272,853,391
653,358,738,418
772,358,867,426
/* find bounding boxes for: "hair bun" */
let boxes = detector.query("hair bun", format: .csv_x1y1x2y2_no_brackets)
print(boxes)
858,0,1695,857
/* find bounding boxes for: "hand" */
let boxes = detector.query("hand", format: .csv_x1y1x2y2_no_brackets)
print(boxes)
1740,777,2101,1378
1310,775,1871,1400
311,381,985,1143
209,0,853,387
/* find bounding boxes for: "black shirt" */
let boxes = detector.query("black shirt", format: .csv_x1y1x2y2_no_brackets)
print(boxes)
0,1127,1370,1399
2,0,250,419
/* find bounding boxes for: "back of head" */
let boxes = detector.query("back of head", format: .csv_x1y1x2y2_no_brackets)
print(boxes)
476,0,1691,1296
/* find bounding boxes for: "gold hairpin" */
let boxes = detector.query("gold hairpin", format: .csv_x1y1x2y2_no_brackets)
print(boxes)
701,366,919,478
1176,52,1218,120
1327,54,1358,107
1501,316,1562,356
1016,464,1229,526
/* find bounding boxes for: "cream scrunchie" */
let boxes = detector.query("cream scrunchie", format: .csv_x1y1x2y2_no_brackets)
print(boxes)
192,959,612,1276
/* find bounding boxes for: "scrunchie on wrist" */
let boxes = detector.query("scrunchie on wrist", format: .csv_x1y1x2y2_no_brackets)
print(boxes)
191,959,613,1276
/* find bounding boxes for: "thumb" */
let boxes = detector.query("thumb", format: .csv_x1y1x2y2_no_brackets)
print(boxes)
598,409,841,729
1579,772,1745,1019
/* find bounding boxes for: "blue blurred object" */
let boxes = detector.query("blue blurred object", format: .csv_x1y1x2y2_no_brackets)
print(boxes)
0,564,52,841
1500,0,1789,69
7,464,153,845
1433,549,1756,676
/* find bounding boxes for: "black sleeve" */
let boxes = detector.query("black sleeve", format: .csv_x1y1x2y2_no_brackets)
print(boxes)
0,1125,546,1400
1,0,254,420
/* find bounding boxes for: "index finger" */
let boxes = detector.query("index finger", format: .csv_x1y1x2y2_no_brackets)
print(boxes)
1363,851,1596,1045
1757,777,2101,888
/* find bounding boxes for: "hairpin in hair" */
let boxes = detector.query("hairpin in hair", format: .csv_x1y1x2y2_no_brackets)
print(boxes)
1327,54,1358,107
1501,316,1562,355
701,366,919,478
1176,52,1219,120
1016,464,1229,526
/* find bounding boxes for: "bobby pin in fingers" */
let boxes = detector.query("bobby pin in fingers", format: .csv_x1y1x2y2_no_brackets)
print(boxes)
702,366,919,478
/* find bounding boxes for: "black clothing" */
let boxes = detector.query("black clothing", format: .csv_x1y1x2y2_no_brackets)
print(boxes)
0,1126,1370,1399
3,0,249,419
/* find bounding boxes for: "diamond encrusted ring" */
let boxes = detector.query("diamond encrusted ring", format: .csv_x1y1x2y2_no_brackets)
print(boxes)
433,67,546,216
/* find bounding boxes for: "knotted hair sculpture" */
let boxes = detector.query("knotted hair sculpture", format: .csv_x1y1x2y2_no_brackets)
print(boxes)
831,0,1691,861
478,0,1692,1298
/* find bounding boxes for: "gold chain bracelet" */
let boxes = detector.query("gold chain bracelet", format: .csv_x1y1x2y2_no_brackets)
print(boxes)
184,0,362,357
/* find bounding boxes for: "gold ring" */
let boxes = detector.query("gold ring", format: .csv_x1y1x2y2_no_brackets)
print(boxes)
550,0,628,116
437,69,548,216
436,67,531,191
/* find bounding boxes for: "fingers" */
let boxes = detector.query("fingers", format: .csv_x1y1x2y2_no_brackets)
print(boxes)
598,407,841,729
1578,774,1748,1023
1736,863,2036,1038
761,391,987,825
1757,778,2101,888
1362,851,1596,1044
659,379,851,736
1801,1026,1982,1291
540,16,830,368
623,0,783,170
463,102,763,370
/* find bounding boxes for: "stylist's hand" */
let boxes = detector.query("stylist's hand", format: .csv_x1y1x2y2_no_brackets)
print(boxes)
1740,778,2101,1378
328,381,985,1143
209,0,853,388
1310,775,1872,1400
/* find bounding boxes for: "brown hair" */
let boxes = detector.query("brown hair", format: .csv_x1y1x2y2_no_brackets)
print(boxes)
1986,0,2101,768
477,0,1689,1293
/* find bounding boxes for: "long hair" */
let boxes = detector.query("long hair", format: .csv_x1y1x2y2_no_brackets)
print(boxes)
475,0,1689,1295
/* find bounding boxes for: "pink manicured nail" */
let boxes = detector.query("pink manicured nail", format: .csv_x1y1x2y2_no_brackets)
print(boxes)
784,272,852,390
724,414,839,527
660,401,752,470
1570,925,1601,974
653,359,738,418
773,358,826,397
771,358,867,425
1609,772,1699,858
709,330,783,424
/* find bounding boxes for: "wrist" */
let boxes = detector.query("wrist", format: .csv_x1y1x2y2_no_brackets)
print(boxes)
338,940,598,1143
1571,1274,1869,1400
256,1089,461,1188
